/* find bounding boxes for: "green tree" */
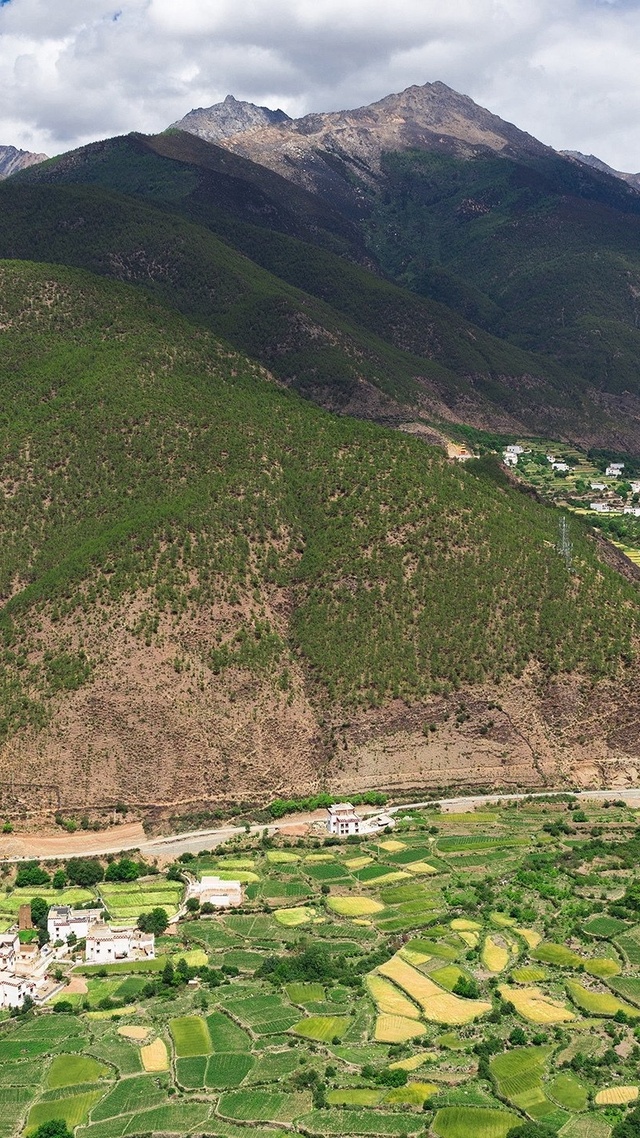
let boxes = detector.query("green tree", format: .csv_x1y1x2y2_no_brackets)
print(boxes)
138,907,169,936
65,858,104,887
31,1122,73,1138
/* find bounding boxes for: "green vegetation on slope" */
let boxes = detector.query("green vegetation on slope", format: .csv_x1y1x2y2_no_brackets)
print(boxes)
0,259,638,744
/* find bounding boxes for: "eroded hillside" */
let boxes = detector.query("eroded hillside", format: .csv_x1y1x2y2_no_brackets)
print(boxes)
1,262,640,821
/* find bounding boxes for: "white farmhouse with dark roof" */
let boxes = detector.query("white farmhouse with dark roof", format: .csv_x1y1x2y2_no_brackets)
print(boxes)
327,803,361,837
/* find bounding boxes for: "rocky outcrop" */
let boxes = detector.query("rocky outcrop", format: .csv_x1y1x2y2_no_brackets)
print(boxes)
0,145,47,179
171,94,290,144
210,81,554,210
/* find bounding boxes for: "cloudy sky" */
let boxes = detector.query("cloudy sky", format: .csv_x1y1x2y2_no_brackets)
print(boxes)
1,0,640,169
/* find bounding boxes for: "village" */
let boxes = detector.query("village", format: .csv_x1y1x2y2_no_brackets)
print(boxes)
495,440,640,530
0,803,391,1012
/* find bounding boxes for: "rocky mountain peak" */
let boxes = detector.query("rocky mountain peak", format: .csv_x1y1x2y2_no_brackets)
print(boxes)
0,144,48,179
170,95,291,144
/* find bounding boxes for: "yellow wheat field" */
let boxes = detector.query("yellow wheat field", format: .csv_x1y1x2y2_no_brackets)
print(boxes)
345,856,373,870
400,947,432,966
515,927,542,949
374,1014,427,1043
378,840,406,852
482,936,510,973
117,1026,149,1041
366,974,421,1019
379,955,490,1024
499,984,575,1024
141,1038,169,1072
450,918,482,931
327,896,384,916
459,931,479,948
406,861,439,875
595,1086,638,1105
389,1053,433,1071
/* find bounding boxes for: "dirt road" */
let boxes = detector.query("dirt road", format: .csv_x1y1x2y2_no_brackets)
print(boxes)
1,786,639,863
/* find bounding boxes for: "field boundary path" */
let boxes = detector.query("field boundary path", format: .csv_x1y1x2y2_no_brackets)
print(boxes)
2,786,640,863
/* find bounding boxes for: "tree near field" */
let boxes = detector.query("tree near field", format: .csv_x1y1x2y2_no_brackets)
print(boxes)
612,1104,640,1137
32,1121,73,1138
30,896,50,946
15,862,50,887
104,858,141,883
65,858,104,887
137,907,168,935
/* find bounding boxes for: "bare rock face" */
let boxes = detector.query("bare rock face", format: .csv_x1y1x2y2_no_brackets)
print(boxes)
0,145,47,179
170,94,290,144
209,81,554,212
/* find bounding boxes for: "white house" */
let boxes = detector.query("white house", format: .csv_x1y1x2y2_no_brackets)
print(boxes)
546,454,556,464
47,906,104,944
590,482,606,491
630,481,640,495
606,463,624,476
503,452,518,467
196,877,243,909
85,922,155,965
552,462,569,472
505,445,524,454
0,934,19,972
327,803,361,837
590,502,611,513
623,507,640,517
0,971,36,1009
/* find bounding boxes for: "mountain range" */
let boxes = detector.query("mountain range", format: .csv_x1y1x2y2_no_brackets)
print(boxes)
2,81,640,822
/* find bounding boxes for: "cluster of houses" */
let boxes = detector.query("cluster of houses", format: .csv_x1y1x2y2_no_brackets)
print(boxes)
47,906,156,965
0,803,403,1008
500,446,640,518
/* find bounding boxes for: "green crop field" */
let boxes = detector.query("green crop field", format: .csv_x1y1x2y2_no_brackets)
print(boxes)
169,1015,212,1057
46,1055,110,1089
432,1106,519,1138
4,797,640,1137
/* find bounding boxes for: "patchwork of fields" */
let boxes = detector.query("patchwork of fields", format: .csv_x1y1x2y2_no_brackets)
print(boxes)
3,799,640,1136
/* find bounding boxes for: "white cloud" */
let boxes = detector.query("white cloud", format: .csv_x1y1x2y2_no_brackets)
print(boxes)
0,0,639,169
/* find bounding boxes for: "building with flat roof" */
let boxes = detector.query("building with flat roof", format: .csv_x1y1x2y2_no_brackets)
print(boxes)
85,923,155,965
327,803,361,837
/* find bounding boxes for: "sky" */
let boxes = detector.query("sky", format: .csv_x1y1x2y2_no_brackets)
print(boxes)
1,0,640,170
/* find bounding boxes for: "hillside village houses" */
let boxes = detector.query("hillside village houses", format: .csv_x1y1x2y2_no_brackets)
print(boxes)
85,922,155,965
606,462,625,477
186,876,243,909
328,802,362,836
48,905,104,944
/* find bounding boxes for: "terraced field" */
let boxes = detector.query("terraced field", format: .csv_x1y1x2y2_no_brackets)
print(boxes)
3,799,640,1136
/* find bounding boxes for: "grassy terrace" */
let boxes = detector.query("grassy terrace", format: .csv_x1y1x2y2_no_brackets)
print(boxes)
2,800,640,1136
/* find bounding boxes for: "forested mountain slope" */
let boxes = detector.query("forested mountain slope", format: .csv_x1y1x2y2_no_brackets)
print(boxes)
1,261,640,819
8,135,640,448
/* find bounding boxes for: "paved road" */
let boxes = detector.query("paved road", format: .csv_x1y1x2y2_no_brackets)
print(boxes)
5,785,640,863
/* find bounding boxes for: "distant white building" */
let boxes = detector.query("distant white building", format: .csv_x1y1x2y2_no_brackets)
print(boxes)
546,454,556,464
327,803,361,837
623,507,640,517
48,906,104,945
590,482,606,491
590,502,611,513
85,922,155,965
195,877,243,909
630,481,640,495
0,972,36,1009
552,462,569,472
503,452,518,467
606,463,624,476
505,445,524,454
